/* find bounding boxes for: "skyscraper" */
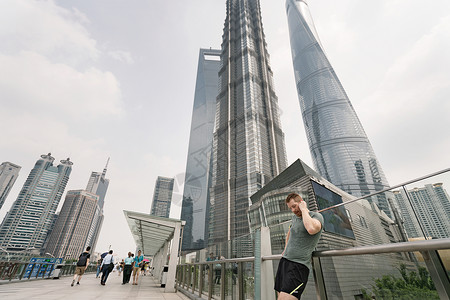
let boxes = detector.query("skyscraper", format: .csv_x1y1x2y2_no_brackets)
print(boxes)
209,0,288,245
84,159,110,253
394,183,450,239
0,162,21,210
151,176,174,218
0,153,72,251
45,190,99,259
180,48,221,251
285,0,391,215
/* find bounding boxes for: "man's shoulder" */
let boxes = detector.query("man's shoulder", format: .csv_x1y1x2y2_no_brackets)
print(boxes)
310,211,324,223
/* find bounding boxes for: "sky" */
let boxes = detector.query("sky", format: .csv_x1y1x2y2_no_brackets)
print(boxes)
1,0,449,259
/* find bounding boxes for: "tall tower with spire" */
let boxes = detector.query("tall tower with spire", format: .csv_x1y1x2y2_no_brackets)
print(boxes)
0,153,73,251
84,158,110,252
285,0,391,215
209,0,288,245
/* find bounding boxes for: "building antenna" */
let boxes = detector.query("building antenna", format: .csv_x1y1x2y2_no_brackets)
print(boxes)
102,157,110,176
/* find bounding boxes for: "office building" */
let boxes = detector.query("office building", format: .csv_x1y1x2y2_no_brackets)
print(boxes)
84,159,110,253
394,183,450,239
45,190,99,259
0,153,72,251
151,176,174,218
0,162,21,210
285,0,391,216
209,0,288,245
180,48,221,251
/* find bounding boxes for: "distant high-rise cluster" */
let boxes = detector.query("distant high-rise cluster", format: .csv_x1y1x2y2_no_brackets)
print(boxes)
394,183,450,239
285,0,391,215
0,153,110,259
151,176,174,218
0,154,72,251
0,162,21,210
45,159,110,258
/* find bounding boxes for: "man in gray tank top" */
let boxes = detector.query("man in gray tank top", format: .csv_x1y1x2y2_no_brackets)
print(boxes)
274,193,323,299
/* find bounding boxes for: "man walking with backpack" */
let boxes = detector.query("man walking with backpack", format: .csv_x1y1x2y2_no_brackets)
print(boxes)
71,246,91,287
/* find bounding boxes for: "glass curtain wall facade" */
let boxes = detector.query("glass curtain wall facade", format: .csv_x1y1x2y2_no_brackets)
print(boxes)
0,154,72,251
394,183,450,239
285,0,391,216
181,48,221,251
0,162,21,210
45,190,99,259
151,176,174,218
210,0,288,245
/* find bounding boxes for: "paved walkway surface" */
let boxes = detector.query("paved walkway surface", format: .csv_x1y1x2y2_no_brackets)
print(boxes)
0,272,189,300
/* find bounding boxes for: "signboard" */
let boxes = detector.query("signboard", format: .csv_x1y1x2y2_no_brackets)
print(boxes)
24,257,63,279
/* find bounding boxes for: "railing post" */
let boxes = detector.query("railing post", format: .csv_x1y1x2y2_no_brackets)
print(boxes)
199,264,204,297
312,256,327,300
420,250,450,300
238,261,244,300
192,265,197,293
208,263,213,300
220,262,226,300
261,226,275,300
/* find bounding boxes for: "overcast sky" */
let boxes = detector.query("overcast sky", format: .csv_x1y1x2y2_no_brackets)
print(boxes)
1,0,449,258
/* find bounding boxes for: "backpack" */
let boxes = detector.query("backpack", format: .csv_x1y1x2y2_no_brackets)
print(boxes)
77,253,89,266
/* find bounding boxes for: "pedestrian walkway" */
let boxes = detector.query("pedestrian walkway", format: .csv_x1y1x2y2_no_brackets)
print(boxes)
0,271,189,300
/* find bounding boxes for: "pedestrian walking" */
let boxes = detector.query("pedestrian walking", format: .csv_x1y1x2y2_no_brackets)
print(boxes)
122,252,133,284
96,258,102,278
274,193,323,299
71,246,91,287
132,250,144,285
100,250,114,285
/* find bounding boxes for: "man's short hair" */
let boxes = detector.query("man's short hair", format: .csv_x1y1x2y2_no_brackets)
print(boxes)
86,246,91,251
286,193,303,203
109,250,113,254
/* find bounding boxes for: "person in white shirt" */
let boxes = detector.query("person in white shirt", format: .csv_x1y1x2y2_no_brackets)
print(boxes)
100,250,114,285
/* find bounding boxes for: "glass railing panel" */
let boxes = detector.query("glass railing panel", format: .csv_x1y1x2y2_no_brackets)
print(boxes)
212,262,222,299
243,261,255,300
224,262,236,299
319,253,440,300
401,172,450,240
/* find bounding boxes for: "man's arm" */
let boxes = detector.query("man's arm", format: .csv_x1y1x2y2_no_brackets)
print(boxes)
85,258,90,269
299,201,322,235
282,227,291,255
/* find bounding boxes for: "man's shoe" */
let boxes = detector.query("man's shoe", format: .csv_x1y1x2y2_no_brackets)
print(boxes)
77,282,80,285
71,280,75,287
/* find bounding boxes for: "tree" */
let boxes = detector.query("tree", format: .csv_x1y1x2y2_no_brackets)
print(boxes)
361,264,439,300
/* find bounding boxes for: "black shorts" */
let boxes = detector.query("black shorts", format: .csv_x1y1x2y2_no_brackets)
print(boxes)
274,257,309,299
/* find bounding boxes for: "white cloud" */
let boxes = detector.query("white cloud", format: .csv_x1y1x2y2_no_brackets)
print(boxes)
108,50,134,64
0,0,99,64
0,51,124,119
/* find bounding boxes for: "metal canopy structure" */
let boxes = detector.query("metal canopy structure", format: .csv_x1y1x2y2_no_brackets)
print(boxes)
123,210,185,293
124,210,183,257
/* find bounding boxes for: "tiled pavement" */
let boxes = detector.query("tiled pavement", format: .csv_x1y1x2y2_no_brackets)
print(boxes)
0,271,189,300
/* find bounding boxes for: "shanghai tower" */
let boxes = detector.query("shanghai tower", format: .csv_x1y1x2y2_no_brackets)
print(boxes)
209,0,288,245
285,0,391,215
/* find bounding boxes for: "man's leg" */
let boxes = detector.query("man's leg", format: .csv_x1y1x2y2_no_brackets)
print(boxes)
103,268,111,284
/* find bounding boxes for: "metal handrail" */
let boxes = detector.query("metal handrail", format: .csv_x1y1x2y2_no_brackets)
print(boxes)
261,238,450,261
178,256,255,266
318,167,450,213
